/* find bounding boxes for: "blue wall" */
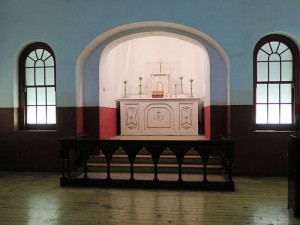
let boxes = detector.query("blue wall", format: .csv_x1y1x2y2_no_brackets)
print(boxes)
1,0,300,107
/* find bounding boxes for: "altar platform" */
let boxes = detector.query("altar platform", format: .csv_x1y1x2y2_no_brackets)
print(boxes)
108,135,207,141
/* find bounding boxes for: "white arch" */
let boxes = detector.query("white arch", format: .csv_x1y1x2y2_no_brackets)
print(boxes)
99,31,210,107
76,21,230,107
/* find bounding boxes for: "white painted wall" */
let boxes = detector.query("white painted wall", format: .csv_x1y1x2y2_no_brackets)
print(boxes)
100,35,208,108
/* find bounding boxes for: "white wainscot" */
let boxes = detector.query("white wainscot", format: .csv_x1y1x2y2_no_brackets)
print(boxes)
119,98,199,135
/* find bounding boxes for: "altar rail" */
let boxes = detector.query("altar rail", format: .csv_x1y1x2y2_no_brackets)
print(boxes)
59,136,235,191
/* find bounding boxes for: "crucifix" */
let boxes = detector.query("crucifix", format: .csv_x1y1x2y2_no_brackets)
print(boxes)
158,59,164,73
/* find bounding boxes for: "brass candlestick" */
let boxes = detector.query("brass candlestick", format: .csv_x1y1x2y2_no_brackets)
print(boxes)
189,79,194,98
179,76,184,94
138,76,143,98
123,80,127,98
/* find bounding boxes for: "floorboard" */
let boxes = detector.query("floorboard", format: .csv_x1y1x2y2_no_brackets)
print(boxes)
0,171,299,225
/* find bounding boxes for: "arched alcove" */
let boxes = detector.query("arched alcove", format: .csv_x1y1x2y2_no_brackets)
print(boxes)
76,21,230,139
100,34,208,108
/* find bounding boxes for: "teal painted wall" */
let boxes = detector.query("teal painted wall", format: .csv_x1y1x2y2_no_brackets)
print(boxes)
1,0,300,107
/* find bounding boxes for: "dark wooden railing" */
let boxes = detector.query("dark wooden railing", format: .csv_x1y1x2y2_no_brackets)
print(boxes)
59,136,234,191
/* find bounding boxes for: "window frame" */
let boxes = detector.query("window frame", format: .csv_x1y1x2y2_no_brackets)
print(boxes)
253,34,299,131
19,42,57,130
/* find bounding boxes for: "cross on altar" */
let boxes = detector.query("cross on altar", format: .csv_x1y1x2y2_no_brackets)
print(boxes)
158,59,164,73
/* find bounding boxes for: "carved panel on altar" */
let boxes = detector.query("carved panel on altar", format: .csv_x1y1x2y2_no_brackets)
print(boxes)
145,104,173,129
125,104,139,131
180,103,193,130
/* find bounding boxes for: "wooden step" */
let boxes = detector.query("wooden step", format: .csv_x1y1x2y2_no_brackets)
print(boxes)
88,154,221,165
88,148,223,174
87,162,223,174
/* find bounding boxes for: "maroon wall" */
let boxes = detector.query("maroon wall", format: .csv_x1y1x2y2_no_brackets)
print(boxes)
82,107,100,138
99,107,117,139
230,105,293,176
202,105,291,175
0,107,77,171
0,105,293,175
210,105,228,139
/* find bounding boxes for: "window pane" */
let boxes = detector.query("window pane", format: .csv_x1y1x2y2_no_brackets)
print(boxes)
281,49,292,60
281,84,292,103
270,41,279,53
28,51,37,61
256,104,267,124
27,88,36,105
37,88,46,105
47,87,56,105
281,104,292,124
278,43,288,55
261,43,272,54
26,68,34,85
269,104,280,124
42,50,51,61
269,62,280,81
45,67,55,85
45,56,54,67
269,53,280,61
35,67,44,85
47,106,56,124
256,84,267,103
282,61,292,81
26,57,35,67
257,62,268,81
36,49,43,60
257,50,268,61
35,59,44,67
37,106,46,124
268,84,279,103
27,106,36,124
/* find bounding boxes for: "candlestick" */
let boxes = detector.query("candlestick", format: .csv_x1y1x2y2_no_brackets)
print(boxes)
174,84,177,98
179,76,184,94
123,80,127,98
138,76,143,98
189,79,194,98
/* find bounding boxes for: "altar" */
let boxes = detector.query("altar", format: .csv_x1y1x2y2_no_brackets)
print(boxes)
119,97,199,135
118,60,201,136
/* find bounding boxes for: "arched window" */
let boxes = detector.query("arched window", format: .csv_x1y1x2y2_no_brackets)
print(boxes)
19,42,56,130
254,34,299,130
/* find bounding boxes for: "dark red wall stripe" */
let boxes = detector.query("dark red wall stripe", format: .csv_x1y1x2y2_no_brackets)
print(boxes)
99,106,117,139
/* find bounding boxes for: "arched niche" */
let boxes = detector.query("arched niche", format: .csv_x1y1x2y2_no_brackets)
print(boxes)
76,21,230,139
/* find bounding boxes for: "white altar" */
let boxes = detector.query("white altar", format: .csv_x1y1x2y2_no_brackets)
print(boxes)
119,98,199,135
118,60,201,136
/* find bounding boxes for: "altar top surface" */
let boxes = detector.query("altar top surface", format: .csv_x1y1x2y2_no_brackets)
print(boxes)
108,135,207,141
118,97,200,101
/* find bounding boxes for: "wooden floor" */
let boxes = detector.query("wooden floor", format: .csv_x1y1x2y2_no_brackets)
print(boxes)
0,171,299,225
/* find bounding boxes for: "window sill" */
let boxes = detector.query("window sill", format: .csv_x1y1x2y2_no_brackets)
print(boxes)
14,129,57,133
254,130,294,133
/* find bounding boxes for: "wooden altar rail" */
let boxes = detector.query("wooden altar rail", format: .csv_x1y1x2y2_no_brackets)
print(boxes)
59,136,235,191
